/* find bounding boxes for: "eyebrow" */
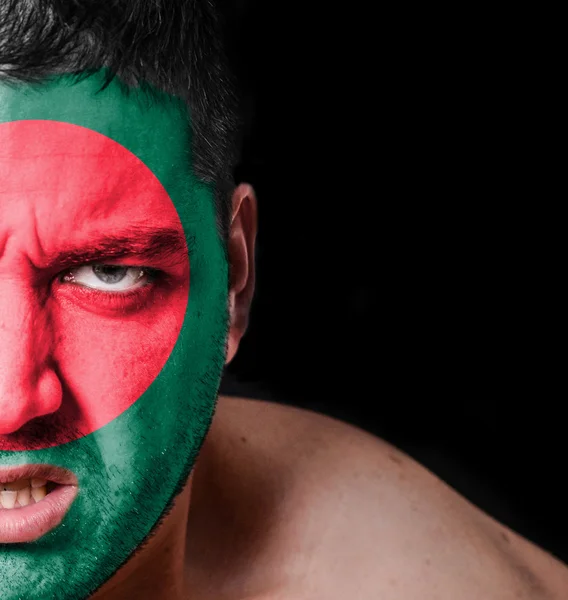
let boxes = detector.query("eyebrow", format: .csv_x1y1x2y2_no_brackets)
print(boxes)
45,226,192,269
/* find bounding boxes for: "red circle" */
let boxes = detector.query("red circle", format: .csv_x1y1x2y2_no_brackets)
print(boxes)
0,121,189,451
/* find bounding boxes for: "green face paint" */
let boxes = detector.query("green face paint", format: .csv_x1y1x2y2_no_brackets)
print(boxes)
0,71,229,598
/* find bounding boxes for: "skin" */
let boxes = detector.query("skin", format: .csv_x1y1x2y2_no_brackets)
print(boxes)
0,72,255,599
0,119,190,447
90,176,256,600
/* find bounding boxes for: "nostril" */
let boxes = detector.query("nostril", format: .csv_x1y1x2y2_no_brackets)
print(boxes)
0,370,63,436
0,413,35,436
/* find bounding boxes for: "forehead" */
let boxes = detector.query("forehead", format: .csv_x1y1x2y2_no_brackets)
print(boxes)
0,120,181,254
0,119,158,197
0,71,194,199
0,71,207,253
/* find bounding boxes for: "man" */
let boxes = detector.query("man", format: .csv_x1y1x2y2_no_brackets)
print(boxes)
0,2,566,599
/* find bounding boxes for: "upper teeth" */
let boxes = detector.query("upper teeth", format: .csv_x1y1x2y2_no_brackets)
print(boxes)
1,478,47,490
0,478,48,509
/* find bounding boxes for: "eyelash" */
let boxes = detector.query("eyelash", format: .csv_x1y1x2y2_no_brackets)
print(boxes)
57,266,165,312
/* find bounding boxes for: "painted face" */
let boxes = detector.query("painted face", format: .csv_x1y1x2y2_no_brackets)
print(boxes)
0,72,229,598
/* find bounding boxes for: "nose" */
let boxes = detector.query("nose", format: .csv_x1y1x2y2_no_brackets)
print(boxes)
0,282,62,434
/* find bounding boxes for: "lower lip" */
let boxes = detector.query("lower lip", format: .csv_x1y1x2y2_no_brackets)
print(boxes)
0,484,79,543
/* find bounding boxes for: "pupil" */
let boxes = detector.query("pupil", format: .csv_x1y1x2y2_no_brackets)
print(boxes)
93,265,128,284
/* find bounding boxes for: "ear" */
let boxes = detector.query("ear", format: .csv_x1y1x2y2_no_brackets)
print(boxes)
225,183,257,365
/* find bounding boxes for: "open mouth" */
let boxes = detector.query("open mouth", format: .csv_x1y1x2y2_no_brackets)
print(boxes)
0,464,79,543
0,479,60,509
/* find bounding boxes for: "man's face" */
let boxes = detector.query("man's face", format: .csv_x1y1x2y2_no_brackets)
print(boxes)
0,73,229,599
0,119,190,448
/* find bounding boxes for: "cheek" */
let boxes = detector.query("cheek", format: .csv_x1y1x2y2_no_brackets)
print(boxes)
52,284,188,433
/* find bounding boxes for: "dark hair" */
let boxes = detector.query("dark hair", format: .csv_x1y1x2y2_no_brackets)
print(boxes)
0,0,241,243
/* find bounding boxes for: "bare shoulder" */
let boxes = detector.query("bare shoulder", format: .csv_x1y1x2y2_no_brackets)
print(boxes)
191,396,568,600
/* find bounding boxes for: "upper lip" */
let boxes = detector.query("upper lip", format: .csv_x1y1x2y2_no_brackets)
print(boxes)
0,464,78,486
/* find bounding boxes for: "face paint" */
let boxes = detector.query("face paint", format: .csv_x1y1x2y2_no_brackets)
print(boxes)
0,72,229,599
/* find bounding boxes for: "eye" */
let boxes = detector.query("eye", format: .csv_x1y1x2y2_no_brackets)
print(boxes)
60,264,156,293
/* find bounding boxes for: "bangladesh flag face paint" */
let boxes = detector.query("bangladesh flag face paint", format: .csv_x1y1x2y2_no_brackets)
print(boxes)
0,72,229,598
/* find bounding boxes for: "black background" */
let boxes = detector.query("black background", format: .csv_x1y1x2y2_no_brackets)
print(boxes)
218,2,565,563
